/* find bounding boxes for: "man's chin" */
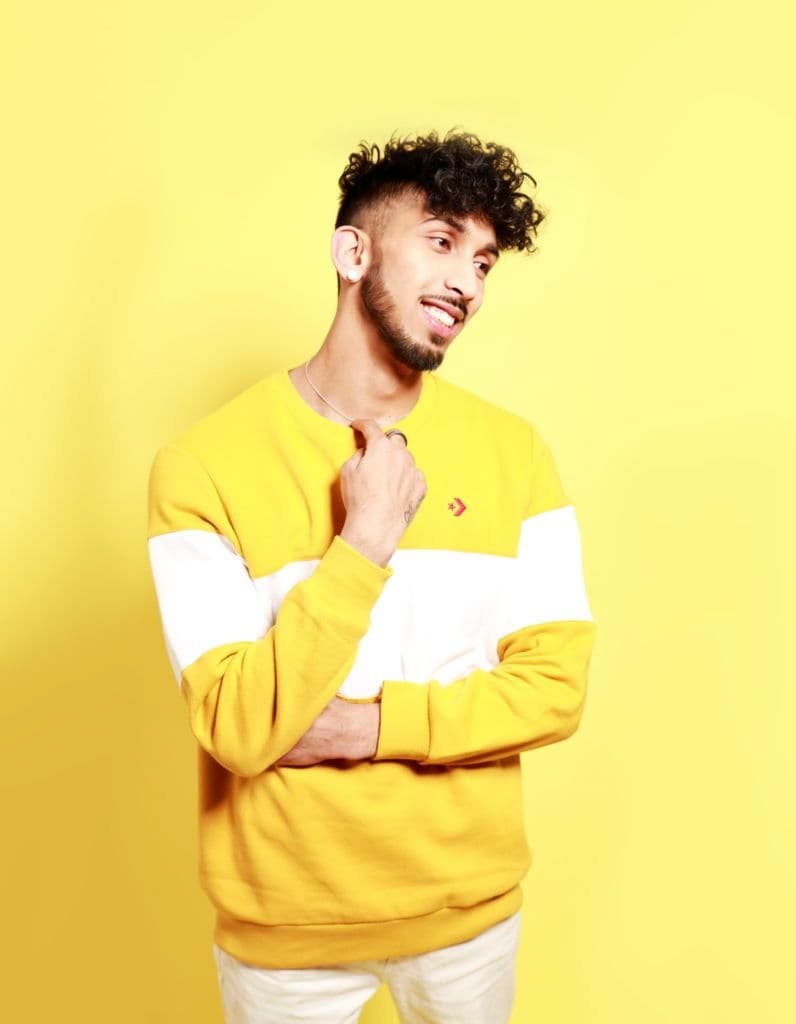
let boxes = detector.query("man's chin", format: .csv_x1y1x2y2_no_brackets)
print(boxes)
402,347,445,373
379,329,445,372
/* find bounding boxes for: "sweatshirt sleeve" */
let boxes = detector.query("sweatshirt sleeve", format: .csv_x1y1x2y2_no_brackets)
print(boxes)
373,426,596,767
147,442,394,778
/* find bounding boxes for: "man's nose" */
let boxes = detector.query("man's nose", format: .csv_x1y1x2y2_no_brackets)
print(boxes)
443,263,478,307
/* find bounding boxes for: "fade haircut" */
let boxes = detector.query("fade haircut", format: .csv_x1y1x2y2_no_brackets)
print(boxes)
333,127,546,293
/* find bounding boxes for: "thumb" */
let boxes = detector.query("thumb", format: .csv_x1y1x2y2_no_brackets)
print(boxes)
349,417,383,447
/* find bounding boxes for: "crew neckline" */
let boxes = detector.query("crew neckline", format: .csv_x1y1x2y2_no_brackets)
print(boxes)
277,364,438,441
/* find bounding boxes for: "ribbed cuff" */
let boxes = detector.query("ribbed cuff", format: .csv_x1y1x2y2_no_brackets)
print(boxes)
333,533,394,578
373,680,430,761
307,534,394,626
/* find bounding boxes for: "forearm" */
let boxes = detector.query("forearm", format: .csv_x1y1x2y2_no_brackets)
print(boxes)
275,698,381,767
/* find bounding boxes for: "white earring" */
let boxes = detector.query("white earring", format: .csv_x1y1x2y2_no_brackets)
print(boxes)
346,269,361,282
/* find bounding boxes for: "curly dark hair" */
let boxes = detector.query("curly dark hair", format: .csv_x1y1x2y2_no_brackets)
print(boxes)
334,127,546,290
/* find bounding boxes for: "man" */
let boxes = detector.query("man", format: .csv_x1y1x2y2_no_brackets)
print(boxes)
147,127,596,1023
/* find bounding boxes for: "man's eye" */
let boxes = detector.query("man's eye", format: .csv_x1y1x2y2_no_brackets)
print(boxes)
433,238,489,275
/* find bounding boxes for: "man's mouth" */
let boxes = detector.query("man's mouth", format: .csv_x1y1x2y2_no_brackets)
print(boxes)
420,301,460,338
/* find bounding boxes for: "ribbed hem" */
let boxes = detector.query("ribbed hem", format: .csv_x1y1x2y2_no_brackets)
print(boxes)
373,679,430,761
213,885,522,969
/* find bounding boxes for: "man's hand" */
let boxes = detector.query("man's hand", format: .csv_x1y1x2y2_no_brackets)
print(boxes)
274,696,381,767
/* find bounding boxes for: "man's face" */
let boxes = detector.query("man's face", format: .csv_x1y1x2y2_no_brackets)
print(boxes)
358,192,500,372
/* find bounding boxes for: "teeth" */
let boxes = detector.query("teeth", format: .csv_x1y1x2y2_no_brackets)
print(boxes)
422,303,455,327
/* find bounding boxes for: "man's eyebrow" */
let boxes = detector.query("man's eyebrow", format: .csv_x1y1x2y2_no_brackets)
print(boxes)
421,215,500,260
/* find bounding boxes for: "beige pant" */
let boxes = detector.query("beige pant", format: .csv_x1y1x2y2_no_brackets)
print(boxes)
212,910,521,1024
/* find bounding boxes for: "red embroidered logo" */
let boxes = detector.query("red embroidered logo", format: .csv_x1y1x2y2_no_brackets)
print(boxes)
447,497,467,516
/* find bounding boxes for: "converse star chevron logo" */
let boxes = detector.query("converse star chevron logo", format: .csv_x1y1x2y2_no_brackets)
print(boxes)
447,497,467,516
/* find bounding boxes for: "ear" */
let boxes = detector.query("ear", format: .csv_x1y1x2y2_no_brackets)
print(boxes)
331,224,369,284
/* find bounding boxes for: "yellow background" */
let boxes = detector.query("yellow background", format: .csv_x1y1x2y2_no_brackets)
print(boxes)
3,1,794,1021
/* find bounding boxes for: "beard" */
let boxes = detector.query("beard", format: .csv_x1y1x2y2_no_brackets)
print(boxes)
359,258,446,372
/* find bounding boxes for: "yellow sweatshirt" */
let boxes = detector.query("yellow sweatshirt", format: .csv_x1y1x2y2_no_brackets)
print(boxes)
146,365,596,969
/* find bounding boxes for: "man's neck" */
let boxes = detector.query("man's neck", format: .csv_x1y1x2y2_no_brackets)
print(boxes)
289,353,422,428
